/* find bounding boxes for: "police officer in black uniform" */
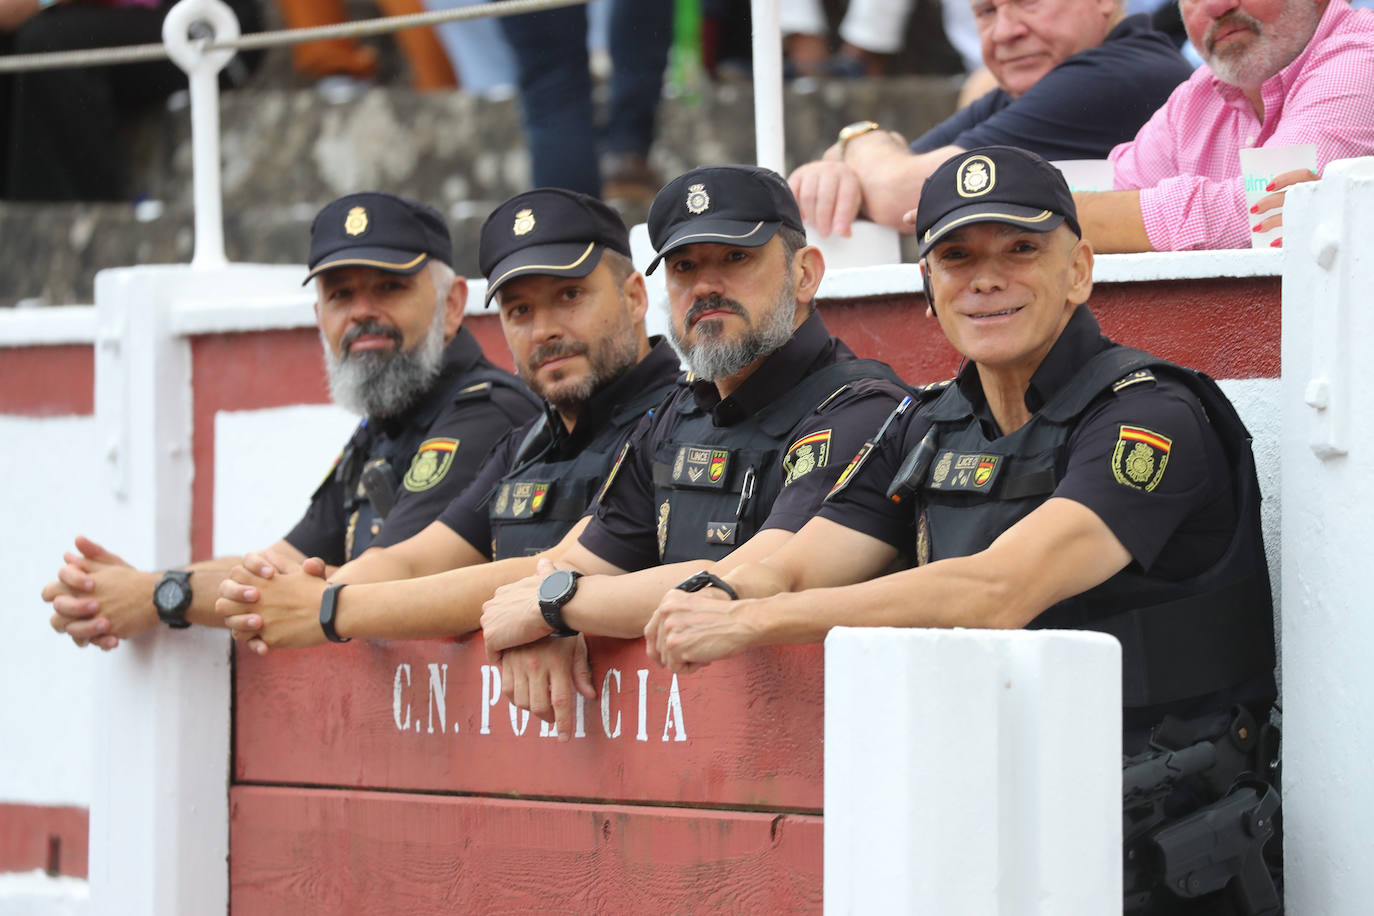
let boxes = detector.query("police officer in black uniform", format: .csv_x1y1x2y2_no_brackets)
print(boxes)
217,189,679,649
43,191,537,647
646,148,1280,915
474,165,910,726
288,192,540,566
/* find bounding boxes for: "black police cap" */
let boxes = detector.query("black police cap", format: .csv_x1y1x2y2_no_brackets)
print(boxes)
304,192,453,284
915,146,1081,257
479,188,632,307
646,164,804,274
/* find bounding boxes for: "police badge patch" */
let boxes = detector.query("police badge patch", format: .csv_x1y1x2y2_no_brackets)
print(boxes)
783,429,831,486
1112,425,1172,491
344,206,369,236
956,155,996,198
657,500,671,559
513,208,535,236
686,183,710,214
402,438,458,492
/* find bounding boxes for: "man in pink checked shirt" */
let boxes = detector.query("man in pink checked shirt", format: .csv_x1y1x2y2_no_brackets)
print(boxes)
1035,0,1372,251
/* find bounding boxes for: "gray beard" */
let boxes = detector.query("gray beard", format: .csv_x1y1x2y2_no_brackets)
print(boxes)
669,273,797,382
322,306,447,419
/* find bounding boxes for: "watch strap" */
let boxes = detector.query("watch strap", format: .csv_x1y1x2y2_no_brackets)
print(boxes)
675,570,739,601
319,583,351,643
539,571,581,638
154,569,193,629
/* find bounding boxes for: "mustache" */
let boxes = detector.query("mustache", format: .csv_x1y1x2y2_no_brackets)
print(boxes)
1205,9,1261,53
528,339,589,371
340,319,403,355
685,295,747,329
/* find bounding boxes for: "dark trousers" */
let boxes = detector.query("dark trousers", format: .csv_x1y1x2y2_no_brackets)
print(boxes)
499,0,672,196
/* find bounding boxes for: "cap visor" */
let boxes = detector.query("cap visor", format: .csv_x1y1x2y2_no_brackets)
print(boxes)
303,247,431,284
482,241,605,307
918,205,1065,256
645,219,781,274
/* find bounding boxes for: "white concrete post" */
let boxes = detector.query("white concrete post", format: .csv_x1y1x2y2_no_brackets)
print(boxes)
750,0,785,173
87,264,308,916
1278,155,1374,915
161,0,240,269
825,627,1121,915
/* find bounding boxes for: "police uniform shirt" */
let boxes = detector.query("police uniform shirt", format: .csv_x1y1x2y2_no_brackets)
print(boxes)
284,326,540,566
819,307,1236,580
578,310,908,572
436,337,683,560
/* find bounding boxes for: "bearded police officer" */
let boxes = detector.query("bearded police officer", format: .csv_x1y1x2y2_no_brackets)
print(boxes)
647,147,1280,914
43,192,537,648
474,164,909,730
217,189,681,650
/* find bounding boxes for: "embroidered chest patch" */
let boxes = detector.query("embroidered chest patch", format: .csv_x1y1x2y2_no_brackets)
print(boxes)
672,445,731,489
491,480,553,519
927,450,1003,493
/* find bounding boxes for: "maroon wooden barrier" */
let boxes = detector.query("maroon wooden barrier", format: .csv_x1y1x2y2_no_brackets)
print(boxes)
228,279,1281,913
231,788,822,914
0,345,93,416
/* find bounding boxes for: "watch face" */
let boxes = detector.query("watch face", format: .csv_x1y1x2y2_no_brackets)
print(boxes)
155,579,186,609
538,570,574,606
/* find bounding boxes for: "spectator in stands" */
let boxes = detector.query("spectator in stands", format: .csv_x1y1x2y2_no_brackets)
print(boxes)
275,0,456,94
790,0,1192,237
781,0,981,77
499,0,673,202
1070,0,1374,251
0,0,260,201
42,192,537,645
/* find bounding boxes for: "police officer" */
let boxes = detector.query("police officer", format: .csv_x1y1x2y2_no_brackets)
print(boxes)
646,147,1279,914
474,164,910,726
217,189,680,648
43,191,537,646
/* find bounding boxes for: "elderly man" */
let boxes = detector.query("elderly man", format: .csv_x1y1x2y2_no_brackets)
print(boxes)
42,192,537,647
649,147,1279,911
218,188,681,649
1074,0,1374,251
789,0,1192,236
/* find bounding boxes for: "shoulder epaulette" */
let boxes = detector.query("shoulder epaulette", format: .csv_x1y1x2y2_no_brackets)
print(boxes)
1112,369,1156,393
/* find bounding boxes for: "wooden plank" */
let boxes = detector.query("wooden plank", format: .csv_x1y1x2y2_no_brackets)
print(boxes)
0,803,89,878
235,637,824,811
0,344,93,416
230,786,822,915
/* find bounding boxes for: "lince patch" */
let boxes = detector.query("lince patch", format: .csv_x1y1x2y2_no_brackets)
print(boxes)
491,480,553,519
402,438,459,492
783,429,831,486
1112,425,1172,492
927,450,1003,493
672,445,730,489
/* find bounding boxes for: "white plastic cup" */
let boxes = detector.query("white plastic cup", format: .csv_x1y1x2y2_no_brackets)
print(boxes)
1050,159,1116,193
1238,144,1317,249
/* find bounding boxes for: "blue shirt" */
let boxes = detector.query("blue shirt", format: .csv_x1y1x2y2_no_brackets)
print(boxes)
911,15,1193,161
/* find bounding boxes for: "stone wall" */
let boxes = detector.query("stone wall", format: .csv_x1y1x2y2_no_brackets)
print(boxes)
0,76,958,306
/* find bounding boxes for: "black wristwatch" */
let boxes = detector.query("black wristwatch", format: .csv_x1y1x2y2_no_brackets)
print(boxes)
675,570,739,601
153,569,193,629
537,570,583,637
319,583,351,643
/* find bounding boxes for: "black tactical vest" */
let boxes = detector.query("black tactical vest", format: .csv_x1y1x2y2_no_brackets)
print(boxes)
651,359,904,564
488,379,675,560
337,366,537,561
908,347,1274,711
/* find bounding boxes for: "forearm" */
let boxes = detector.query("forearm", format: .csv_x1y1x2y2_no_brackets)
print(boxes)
846,137,956,228
737,554,1028,650
1074,190,1153,254
0,0,43,32
336,555,541,640
561,561,706,638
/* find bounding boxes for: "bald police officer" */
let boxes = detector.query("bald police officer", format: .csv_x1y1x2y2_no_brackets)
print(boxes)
43,192,537,647
647,147,1279,914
